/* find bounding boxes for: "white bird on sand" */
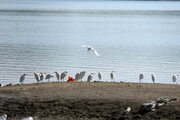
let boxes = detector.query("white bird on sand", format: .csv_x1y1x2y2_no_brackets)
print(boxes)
21,116,33,120
87,73,94,82
45,74,54,82
20,74,27,84
126,107,131,113
151,74,155,83
80,71,86,82
0,114,7,120
172,74,178,84
111,71,115,81
61,71,68,82
98,72,102,80
54,71,60,81
39,72,46,82
81,45,99,56
139,73,144,83
33,72,40,83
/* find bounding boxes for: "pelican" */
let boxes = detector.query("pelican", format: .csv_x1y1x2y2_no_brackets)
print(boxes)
20,74,27,84
40,72,46,82
45,74,54,82
80,71,86,82
54,71,60,81
33,72,40,83
21,116,33,120
172,74,178,84
139,73,144,83
98,72,102,80
75,72,81,81
151,74,155,83
111,71,115,81
0,114,7,120
61,71,68,82
87,73,94,82
81,45,99,56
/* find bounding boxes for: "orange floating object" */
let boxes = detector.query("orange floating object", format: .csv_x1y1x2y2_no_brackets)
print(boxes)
67,76,77,82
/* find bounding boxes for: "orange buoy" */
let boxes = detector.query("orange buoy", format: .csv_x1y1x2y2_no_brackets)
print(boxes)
67,76,77,82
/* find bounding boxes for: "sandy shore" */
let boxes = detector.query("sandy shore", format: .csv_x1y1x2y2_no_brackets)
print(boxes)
0,82,180,120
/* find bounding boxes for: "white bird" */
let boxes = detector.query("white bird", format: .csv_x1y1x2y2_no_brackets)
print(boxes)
45,74,54,82
126,107,131,113
81,45,99,56
151,74,155,83
54,71,60,81
21,116,33,120
61,71,68,82
20,74,27,84
34,72,40,83
172,74,178,84
0,114,7,120
98,72,102,80
39,72,46,82
111,71,115,81
139,73,144,83
87,73,94,82
79,71,86,82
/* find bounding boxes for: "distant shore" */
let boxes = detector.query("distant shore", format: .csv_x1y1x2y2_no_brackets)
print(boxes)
0,82,180,119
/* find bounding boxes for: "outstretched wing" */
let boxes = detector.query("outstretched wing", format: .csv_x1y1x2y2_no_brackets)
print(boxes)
81,45,88,48
91,47,99,56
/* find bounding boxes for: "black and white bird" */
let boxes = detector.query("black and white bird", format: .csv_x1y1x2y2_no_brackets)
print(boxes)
81,45,99,56
45,74,54,82
34,72,40,83
172,74,178,84
61,71,68,82
98,72,102,80
87,73,94,82
151,74,155,83
40,72,46,82
20,74,27,84
111,71,115,81
139,73,144,83
54,71,60,81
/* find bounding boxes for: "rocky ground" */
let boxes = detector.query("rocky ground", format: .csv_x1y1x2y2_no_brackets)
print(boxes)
0,82,180,120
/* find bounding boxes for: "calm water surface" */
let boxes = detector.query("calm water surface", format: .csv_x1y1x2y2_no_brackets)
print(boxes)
0,0,180,85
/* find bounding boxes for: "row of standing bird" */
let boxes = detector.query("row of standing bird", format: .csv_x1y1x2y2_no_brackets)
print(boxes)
19,71,115,83
20,72,178,84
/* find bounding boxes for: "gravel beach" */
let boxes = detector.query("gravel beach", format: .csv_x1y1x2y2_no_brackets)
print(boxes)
0,82,180,120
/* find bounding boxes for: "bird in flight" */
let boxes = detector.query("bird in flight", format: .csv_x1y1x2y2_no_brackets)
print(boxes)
81,45,99,56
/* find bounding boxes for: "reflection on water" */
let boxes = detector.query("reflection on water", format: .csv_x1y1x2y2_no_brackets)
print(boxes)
0,0,180,85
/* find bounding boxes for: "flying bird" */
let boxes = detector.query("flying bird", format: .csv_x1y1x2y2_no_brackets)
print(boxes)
20,74,27,84
81,45,99,56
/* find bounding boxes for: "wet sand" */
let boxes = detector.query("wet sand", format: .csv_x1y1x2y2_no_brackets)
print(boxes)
0,82,180,120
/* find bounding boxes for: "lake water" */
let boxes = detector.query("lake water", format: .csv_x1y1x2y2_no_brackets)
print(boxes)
0,0,180,85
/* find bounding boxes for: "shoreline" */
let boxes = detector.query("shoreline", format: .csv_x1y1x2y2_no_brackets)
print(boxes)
0,82,180,119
